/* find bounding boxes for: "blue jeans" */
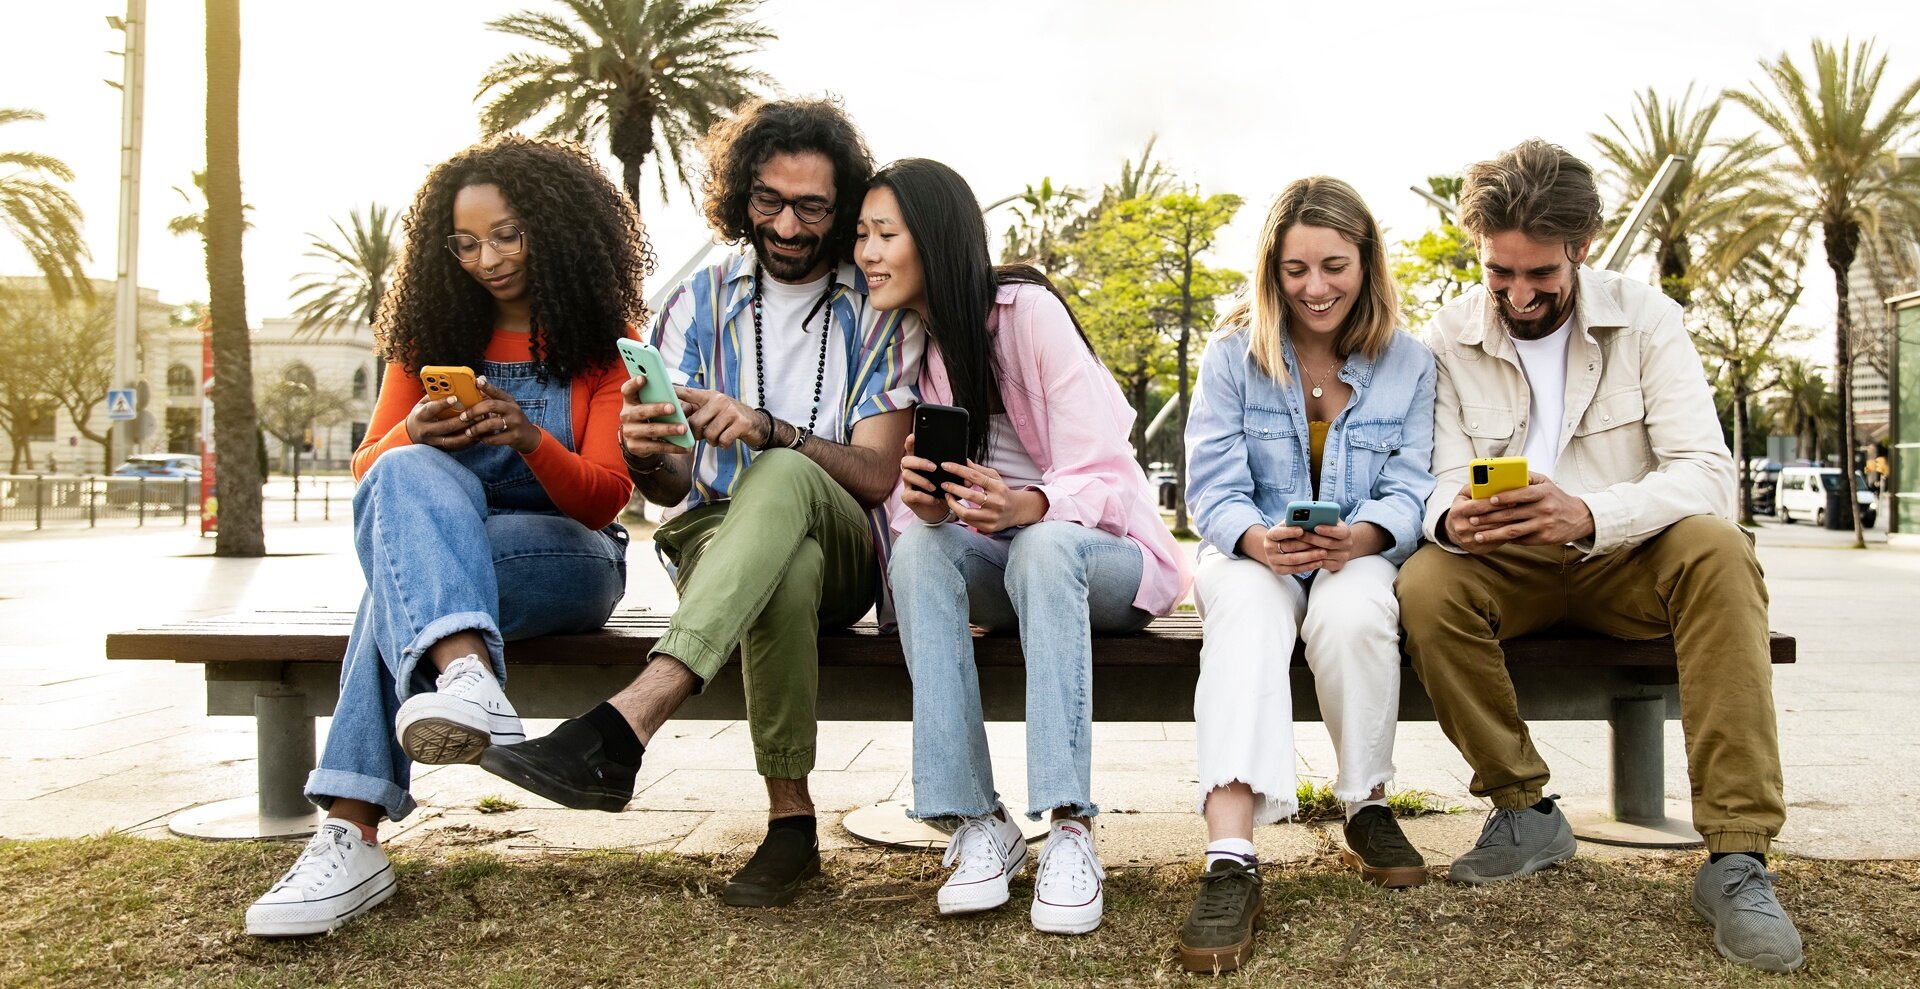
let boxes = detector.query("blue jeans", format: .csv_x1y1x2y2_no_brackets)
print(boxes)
305,445,627,820
891,520,1150,822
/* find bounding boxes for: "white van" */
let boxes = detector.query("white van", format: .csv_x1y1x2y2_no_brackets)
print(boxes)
1775,467,1877,528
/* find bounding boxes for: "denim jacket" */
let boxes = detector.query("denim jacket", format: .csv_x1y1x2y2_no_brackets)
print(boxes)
1185,326,1437,566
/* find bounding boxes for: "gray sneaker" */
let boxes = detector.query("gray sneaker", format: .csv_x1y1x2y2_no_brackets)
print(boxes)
1692,855,1805,973
1447,798,1577,885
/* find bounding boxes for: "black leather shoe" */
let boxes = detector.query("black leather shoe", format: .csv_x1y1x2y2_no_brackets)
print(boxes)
478,717,637,812
721,828,821,907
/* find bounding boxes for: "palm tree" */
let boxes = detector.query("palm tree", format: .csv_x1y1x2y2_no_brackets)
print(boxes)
1589,85,1772,304
205,0,264,557
166,168,252,240
0,108,91,304
998,178,1084,271
289,204,400,340
1768,357,1836,464
1729,38,1920,547
477,0,773,213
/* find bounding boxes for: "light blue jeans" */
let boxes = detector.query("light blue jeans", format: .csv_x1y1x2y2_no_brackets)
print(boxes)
305,444,628,821
891,520,1150,822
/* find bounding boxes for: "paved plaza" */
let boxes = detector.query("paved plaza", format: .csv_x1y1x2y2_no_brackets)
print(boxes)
1,504,1915,866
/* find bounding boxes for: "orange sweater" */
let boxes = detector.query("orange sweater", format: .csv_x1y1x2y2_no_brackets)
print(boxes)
352,330,636,530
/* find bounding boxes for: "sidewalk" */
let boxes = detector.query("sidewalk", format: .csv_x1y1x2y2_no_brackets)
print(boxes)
1,513,1915,863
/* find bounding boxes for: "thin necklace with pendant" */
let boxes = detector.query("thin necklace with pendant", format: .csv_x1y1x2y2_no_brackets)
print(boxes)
1302,352,1342,399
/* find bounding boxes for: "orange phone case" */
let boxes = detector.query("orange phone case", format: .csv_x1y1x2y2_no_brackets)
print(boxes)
420,365,485,417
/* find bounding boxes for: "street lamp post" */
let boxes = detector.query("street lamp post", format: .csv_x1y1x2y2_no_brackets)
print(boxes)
108,1,148,466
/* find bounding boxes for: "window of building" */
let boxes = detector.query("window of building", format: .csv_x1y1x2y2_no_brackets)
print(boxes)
167,363,195,398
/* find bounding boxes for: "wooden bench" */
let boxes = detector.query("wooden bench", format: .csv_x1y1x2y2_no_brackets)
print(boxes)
106,609,1796,844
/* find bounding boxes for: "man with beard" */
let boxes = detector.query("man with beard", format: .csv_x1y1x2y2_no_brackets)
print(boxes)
480,98,923,907
1397,140,1803,972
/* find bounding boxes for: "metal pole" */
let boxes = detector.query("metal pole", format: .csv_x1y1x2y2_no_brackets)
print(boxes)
1593,154,1689,273
322,479,330,521
1610,696,1667,823
180,478,189,524
136,477,146,526
32,475,43,530
87,478,97,527
254,692,316,821
109,0,148,466
1409,185,1456,219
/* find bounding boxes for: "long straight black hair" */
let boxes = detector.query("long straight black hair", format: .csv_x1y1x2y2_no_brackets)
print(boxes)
869,157,1095,463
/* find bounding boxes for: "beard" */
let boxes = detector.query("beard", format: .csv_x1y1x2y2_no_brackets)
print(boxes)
1492,286,1575,341
752,223,831,282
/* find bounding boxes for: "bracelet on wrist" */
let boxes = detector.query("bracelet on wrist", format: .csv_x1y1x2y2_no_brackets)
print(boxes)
920,507,957,527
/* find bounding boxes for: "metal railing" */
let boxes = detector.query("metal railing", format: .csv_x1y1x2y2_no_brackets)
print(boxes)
0,474,348,530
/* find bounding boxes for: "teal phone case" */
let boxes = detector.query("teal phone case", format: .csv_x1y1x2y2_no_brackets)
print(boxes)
616,338,695,450
1283,499,1342,530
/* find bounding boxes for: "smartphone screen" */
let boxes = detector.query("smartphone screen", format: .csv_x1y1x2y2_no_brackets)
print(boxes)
913,403,970,497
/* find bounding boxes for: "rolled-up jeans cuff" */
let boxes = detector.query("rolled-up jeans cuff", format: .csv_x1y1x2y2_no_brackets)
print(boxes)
1702,830,1772,854
306,768,417,822
399,612,503,700
651,627,726,692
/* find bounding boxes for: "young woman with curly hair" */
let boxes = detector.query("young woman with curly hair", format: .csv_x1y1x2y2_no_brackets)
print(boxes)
245,136,653,937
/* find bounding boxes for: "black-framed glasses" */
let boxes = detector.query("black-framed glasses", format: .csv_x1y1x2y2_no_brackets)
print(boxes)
446,225,526,263
749,189,834,224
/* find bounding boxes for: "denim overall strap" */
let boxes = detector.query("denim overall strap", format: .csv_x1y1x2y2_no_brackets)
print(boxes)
451,359,575,513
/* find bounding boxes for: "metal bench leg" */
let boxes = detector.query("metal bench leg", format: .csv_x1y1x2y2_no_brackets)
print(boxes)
1567,695,1702,848
169,690,324,841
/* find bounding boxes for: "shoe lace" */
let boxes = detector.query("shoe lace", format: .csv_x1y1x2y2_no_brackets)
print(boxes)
1191,866,1258,925
274,826,353,893
1471,807,1521,850
435,655,486,695
1036,827,1105,893
942,817,997,871
1351,809,1417,858
1718,858,1783,914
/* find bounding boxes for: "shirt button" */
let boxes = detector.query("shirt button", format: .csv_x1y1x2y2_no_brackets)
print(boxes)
1602,414,1612,422
1470,421,1480,429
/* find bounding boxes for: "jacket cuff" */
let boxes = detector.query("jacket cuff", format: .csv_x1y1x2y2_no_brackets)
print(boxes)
1203,504,1270,561
1579,490,1630,557
1351,500,1418,565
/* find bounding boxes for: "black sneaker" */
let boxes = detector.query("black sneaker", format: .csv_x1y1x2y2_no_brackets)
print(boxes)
1341,805,1430,888
1178,860,1263,974
721,827,821,907
478,716,637,812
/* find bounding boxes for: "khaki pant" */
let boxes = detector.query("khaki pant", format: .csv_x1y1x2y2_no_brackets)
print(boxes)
652,450,877,780
1397,516,1783,853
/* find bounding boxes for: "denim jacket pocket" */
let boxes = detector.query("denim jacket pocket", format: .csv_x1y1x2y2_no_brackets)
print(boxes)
1242,405,1296,481
1345,421,1404,500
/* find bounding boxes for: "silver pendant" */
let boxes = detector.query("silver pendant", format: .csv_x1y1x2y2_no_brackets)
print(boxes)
1311,386,1323,398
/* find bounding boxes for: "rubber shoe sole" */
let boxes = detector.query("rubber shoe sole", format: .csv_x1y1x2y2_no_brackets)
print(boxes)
721,852,821,907
1447,830,1578,885
938,840,1029,915
1031,894,1103,935
1691,898,1807,974
478,744,629,812
1177,902,1264,975
396,695,522,766
1341,847,1431,889
245,868,397,938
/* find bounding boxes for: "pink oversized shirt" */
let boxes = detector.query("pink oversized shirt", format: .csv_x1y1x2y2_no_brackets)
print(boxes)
888,283,1192,616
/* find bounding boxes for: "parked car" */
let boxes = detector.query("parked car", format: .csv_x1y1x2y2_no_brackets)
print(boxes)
1775,466,1876,529
109,454,200,507
1747,459,1783,516
113,454,201,478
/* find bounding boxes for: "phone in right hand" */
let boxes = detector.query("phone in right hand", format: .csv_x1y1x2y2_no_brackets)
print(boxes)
911,403,970,496
1469,456,1529,500
1283,500,1342,532
615,338,695,450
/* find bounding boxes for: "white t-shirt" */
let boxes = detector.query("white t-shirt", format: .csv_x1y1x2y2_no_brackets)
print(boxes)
1510,321,1572,479
748,271,849,442
986,413,1045,490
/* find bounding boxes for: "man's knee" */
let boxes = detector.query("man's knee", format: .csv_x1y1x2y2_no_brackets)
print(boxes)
1663,516,1758,566
753,537,825,628
733,447,823,498
1395,544,1477,627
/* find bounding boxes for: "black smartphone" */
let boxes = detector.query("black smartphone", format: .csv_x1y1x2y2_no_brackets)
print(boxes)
912,403,970,497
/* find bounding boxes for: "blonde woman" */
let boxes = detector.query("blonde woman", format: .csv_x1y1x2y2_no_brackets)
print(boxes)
1176,177,1435,973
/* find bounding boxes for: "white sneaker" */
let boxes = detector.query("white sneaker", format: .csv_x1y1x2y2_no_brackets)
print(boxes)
246,819,396,937
396,654,524,764
937,808,1030,915
1030,818,1105,934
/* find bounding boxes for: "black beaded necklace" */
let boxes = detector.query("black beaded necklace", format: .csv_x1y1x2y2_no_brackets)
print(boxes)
751,263,837,435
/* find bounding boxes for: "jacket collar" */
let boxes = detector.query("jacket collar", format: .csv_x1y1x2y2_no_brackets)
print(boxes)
1278,324,1381,389
1460,265,1629,353
723,248,866,301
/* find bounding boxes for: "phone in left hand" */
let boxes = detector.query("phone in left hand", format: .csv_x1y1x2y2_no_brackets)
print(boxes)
1282,499,1342,531
420,365,485,418
615,338,695,450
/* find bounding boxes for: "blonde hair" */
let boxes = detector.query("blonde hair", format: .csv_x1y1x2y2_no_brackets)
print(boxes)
1217,176,1398,383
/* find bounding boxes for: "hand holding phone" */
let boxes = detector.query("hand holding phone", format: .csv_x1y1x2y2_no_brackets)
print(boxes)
1469,456,1529,500
909,404,970,496
615,339,695,451
421,365,485,418
1282,499,1342,532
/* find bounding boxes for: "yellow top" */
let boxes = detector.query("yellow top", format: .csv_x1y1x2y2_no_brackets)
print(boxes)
1309,420,1331,493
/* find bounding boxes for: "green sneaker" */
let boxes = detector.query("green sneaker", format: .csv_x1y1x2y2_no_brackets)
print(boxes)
1178,860,1263,975
1341,805,1429,888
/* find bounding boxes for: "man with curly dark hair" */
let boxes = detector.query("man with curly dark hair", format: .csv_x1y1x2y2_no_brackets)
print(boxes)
482,98,924,908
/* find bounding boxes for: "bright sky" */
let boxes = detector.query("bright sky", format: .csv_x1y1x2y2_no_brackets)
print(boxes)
3,0,1917,345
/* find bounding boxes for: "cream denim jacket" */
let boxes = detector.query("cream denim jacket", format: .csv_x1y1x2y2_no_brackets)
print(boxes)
1421,266,1734,557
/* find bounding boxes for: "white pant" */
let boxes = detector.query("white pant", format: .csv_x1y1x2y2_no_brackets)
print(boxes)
1192,546,1402,825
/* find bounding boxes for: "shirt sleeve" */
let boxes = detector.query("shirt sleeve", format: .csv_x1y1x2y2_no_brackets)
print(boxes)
1348,343,1437,565
651,281,704,388
351,362,423,480
846,306,924,430
1421,322,1475,554
1184,335,1270,558
1015,290,1139,537
520,357,636,531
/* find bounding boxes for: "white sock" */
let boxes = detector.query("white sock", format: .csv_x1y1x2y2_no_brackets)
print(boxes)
1204,838,1257,870
1345,797,1388,821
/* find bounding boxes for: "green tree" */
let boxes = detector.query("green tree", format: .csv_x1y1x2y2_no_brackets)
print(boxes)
1768,357,1836,464
1061,218,1171,456
478,0,773,212
1589,85,1770,304
6,293,157,473
289,203,400,339
0,108,90,304
0,294,59,471
1392,175,1480,328
256,365,353,507
997,177,1084,273
1730,37,1920,547
205,0,265,556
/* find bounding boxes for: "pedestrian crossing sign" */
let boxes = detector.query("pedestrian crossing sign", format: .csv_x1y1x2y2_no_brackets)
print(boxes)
107,388,136,421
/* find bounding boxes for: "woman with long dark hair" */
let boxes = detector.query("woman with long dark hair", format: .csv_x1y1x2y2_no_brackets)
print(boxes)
865,158,1189,935
245,136,651,937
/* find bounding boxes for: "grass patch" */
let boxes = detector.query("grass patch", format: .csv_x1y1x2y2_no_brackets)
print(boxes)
474,795,521,814
1292,781,1457,822
4,835,1916,987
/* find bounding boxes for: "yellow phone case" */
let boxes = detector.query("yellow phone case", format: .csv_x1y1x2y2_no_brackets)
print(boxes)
1469,456,1529,500
420,365,485,417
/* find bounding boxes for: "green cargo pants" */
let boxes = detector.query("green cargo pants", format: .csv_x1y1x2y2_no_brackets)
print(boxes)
651,449,877,780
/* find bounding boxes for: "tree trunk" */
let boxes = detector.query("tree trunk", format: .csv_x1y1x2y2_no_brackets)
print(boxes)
206,0,264,556
1128,373,1150,465
1173,254,1195,537
1828,249,1866,548
608,98,655,215
1733,379,1753,525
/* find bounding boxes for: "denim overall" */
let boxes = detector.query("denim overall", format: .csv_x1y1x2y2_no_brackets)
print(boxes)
306,357,628,820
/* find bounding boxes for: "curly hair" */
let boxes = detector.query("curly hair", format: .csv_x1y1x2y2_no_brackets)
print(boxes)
1457,139,1604,255
698,97,874,263
375,135,655,381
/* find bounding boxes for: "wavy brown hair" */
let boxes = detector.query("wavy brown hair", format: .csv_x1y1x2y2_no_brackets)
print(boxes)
1457,139,1604,258
698,97,873,262
375,135,655,381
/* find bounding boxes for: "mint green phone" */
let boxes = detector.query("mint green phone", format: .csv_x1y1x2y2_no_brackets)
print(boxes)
616,338,694,449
